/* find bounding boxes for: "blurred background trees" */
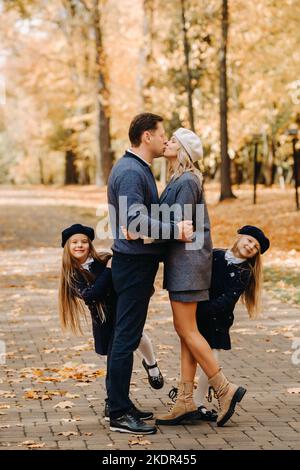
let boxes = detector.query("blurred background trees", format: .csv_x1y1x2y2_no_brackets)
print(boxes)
0,0,299,198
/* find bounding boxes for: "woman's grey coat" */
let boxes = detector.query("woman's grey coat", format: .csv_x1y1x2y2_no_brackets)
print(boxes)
159,172,212,292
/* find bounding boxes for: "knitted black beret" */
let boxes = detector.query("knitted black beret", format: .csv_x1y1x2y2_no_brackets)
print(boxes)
61,224,95,247
237,225,270,254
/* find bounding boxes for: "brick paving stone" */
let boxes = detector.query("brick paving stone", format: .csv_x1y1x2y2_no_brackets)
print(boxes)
1,191,300,450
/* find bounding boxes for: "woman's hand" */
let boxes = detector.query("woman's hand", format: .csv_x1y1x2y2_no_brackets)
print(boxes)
176,220,194,242
106,258,112,268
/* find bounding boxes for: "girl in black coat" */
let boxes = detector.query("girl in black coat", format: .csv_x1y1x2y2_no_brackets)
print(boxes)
58,224,164,416
194,225,270,421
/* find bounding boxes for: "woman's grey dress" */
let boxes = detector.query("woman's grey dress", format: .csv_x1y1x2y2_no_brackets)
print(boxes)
159,172,212,302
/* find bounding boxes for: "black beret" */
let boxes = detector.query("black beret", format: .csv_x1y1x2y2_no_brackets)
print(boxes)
237,225,270,254
61,224,95,247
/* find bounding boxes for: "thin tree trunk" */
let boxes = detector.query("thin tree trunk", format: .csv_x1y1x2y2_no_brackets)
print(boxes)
93,0,112,186
139,0,155,109
65,149,78,184
260,133,275,186
219,0,235,200
38,156,44,184
180,0,195,132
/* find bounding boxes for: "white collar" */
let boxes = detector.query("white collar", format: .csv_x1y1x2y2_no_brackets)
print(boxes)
127,149,151,167
225,249,245,265
81,256,94,271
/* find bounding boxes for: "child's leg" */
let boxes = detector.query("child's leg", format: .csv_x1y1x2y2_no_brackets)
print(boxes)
138,332,160,377
194,349,220,408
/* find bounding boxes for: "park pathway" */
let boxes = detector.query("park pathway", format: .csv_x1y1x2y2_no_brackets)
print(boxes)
0,187,300,450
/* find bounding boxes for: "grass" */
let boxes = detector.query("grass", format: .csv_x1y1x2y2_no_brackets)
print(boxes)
264,266,300,305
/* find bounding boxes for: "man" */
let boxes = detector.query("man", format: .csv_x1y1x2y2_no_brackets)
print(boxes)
107,113,193,434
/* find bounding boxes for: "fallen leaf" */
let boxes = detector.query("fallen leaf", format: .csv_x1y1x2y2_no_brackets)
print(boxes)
71,344,91,351
20,440,45,449
287,388,300,394
61,416,82,423
65,393,80,399
41,395,51,400
0,391,16,398
54,401,74,409
129,439,152,446
24,390,40,399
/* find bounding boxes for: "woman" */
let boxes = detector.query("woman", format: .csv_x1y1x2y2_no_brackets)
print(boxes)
155,128,246,427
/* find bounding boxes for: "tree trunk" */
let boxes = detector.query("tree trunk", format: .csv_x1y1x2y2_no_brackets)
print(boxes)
219,0,235,200
65,149,78,184
38,156,44,184
180,0,195,132
93,0,112,186
140,0,155,109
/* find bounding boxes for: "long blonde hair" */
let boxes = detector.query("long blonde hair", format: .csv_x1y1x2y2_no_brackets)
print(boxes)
231,238,263,319
169,145,203,186
58,239,111,335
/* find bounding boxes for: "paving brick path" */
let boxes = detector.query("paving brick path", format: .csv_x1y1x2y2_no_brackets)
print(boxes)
0,188,300,450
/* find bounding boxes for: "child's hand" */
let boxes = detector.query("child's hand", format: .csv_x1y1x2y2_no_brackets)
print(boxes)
121,225,139,240
106,258,112,268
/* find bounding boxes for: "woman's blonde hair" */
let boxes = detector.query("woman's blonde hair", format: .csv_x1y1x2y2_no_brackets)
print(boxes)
231,237,263,319
169,143,203,186
58,238,111,335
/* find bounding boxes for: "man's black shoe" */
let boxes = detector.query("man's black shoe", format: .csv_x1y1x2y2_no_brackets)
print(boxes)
110,412,157,434
104,400,153,422
130,405,154,421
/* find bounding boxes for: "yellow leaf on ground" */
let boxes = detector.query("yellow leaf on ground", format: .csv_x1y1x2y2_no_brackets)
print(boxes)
129,439,152,446
20,440,45,449
65,393,80,399
0,391,16,398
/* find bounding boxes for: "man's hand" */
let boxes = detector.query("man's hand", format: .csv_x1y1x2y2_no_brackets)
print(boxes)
121,226,153,244
121,226,139,240
176,220,194,242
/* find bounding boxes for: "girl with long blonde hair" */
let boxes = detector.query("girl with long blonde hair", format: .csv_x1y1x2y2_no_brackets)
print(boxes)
58,223,164,422
193,226,269,420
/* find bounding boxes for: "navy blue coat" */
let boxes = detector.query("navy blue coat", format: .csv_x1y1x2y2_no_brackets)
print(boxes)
196,249,251,350
73,259,116,355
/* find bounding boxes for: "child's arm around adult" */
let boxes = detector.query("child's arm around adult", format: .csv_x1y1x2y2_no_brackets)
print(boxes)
74,262,112,305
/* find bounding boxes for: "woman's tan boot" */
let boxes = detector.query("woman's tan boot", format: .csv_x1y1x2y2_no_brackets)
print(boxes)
155,382,198,425
208,369,246,427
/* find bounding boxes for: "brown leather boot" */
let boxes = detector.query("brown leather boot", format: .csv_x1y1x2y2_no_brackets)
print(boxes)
155,382,198,426
208,369,246,427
